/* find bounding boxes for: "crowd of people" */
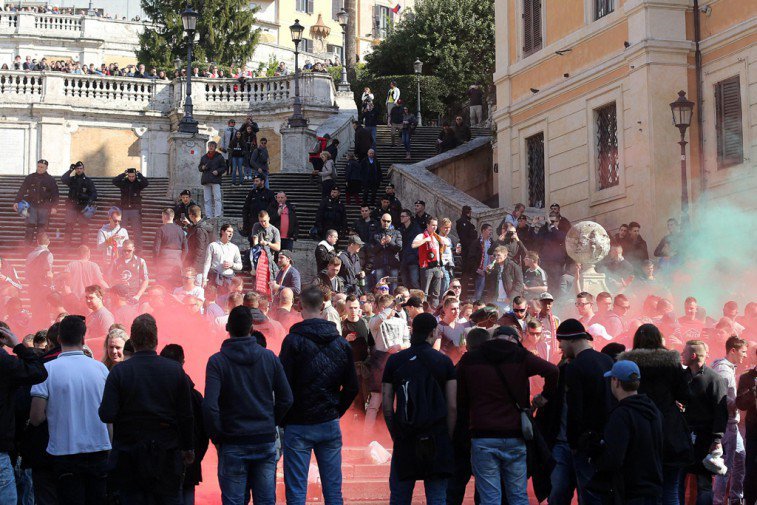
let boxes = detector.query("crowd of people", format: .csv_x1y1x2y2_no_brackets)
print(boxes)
1,3,140,21
3,120,756,505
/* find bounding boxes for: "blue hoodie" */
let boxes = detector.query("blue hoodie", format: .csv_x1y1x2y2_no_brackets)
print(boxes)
203,335,293,445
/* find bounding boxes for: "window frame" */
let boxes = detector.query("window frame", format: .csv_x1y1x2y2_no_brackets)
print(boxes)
714,75,744,170
586,86,625,206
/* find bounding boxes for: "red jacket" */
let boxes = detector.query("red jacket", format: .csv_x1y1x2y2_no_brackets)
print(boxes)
417,231,445,269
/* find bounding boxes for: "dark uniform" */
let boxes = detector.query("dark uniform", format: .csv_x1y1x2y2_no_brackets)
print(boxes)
15,166,59,244
61,164,97,246
242,186,276,241
112,170,149,250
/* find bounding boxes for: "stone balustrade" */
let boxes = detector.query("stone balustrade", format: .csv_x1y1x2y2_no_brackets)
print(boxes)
0,70,336,116
0,11,146,41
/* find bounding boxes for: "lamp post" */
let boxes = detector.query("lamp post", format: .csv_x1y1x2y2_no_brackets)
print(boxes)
178,5,199,134
336,8,350,89
288,19,307,128
413,58,423,126
669,90,695,218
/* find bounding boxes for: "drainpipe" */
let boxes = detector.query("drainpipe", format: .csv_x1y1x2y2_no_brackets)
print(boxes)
693,0,706,197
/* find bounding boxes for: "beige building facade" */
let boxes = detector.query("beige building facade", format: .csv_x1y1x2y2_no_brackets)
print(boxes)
493,0,756,242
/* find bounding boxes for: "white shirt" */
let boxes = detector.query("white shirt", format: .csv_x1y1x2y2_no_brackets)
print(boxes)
30,351,111,456
97,224,129,259
203,240,243,281
173,285,205,302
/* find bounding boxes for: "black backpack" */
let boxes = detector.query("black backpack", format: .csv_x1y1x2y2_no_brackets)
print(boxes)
394,351,447,434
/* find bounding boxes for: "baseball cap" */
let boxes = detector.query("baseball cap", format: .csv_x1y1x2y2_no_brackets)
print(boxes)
348,235,365,246
402,296,423,309
604,360,641,381
538,292,554,301
279,250,294,262
587,323,612,341
492,325,520,340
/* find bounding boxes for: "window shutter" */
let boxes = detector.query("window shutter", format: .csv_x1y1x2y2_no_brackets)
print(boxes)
532,0,542,51
715,76,743,169
307,0,314,14
523,0,533,54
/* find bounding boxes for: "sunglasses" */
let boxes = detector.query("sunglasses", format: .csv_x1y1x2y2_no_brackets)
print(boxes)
513,308,527,313
382,219,391,223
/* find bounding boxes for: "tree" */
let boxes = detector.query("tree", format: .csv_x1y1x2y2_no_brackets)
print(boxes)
363,0,494,113
137,0,260,71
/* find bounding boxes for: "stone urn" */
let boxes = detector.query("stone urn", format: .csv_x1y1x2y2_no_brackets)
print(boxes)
565,220,611,297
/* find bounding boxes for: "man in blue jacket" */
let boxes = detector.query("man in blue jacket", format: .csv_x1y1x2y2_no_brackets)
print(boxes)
279,287,358,505
203,306,293,504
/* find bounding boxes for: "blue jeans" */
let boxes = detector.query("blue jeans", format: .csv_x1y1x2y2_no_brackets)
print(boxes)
0,453,16,504
471,438,528,505
663,466,682,505
714,424,745,505
374,266,399,292
573,452,603,505
548,441,576,505
283,420,343,505
389,452,447,505
217,441,277,505
231,157,245,184
441,268,451,296
400,262,420,289
401,130,411,152
366,126,377,149
474,273,486,301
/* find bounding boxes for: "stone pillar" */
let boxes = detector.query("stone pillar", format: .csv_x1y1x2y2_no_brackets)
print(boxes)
279,126,314,173
167,131,209,203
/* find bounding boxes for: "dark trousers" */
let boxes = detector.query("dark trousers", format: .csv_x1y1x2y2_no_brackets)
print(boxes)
745,430,756,505
321,179,335,197
400,261,420,289
32,466,58,505
52,451,108,505
679,473,713,505
26,206,51,244
362,184,379,207
346,180,363,204
280,238,294,251
447,443,473,505
119,489,181,505
64,206,90,245
122,209,143,251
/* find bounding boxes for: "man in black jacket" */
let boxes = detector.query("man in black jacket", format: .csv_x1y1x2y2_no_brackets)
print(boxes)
316,187,347,238
361,149,382,206
99,314,194,504
371,213,402,290
455,205,477,263
279,288,358,505
268,192,299,251
204,306,293,503
0,323,47,503
736,348,757,505
61,161,97,246
198,141,226,218
353,120,373,161
591,360,663,504
242,175,275,240
112,168,149,251
173,190,197,228
353,205,379,246
556,319,614,505
338,235,365,295
681,340,728,505
14,159,59,245
185,204,212,278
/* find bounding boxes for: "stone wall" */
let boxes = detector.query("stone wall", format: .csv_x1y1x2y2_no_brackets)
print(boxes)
70,127,141,176
428,139,494,202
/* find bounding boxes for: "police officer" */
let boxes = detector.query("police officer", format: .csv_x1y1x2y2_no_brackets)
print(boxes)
14,159,59,245
112,167,149,251
61,161,97,246
173,190,197,229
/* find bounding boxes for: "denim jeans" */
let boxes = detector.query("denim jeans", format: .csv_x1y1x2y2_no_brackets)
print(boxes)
217,441,277,505
203,183,223,218
714,424,745,505
374,266,400,292
231,157,245,184
679,473,713,505
14,460,33,505
0,453,17,504
474,273,486,301
366,126,377,149
400,262,420,290
283,420,344,505
52,450,108,504
548,441,576,505
572,452,603,505
401,130,412,153
662,466,683,505
441,268,451,296
470,438,528,505
389,452,447,505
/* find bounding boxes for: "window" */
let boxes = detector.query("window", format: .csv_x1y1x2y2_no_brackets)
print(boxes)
374,5,393,39
296,0,313,14
595,0,613,20
594,102,619,190
526,132,545,208
332,0,344,21
522,0,542,57
715,76,743,169
327,44,342,55
301,38,314,53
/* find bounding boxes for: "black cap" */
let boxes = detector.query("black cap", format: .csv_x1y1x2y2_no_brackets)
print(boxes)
414,200,425,206
279,250,294,262
412,312,437,335
180,190,191,197
402,296,423,309
493,325,520,340
556,318,592,341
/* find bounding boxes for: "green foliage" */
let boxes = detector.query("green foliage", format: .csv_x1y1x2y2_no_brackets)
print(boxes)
363,0,494,115
256,54,280,77
327,66,343,84
137,0,260,71
353,71,447,124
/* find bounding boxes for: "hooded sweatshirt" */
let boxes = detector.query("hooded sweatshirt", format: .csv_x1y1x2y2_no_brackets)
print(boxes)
457,338,558,438
203,335,293,445
711,357,739,423
592,394,663,499
279,318,358,425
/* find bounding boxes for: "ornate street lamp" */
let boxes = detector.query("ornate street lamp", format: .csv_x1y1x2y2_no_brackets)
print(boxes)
336,8,349,89
414,58,423,126
288,19,308,128
669,90,694,217
178,5,200,134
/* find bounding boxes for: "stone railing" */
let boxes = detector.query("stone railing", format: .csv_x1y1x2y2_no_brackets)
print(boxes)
0,11,146,42
0,13,18,29
34,13,82,32
0,70,337,116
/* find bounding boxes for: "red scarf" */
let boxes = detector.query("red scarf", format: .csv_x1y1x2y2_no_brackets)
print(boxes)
207,151,217,159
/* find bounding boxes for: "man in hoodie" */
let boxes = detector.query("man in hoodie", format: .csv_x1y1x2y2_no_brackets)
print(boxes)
279,287,358,505
681,340,728,505
591,360,663,505
457,325,558,505
712,336,748,505
185,204,212,283
203,306,293,504
557,319,614,505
